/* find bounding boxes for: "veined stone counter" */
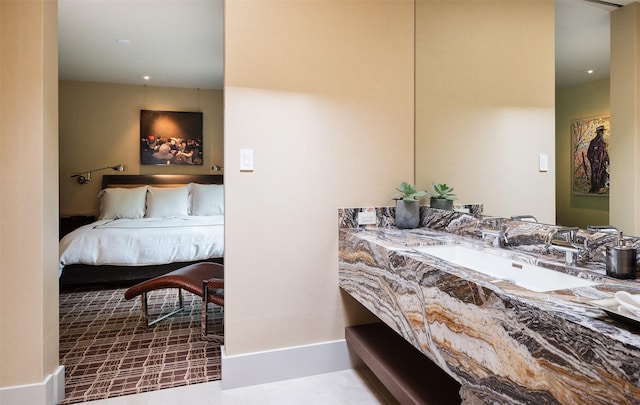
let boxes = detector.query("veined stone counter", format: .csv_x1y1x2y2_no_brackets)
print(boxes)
339,226,640,404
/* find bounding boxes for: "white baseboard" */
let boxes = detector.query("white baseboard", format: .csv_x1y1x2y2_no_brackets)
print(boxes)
0,365,65,405
221,339,356,390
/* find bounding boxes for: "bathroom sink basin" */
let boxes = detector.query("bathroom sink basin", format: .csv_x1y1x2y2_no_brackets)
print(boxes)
415,245,598,292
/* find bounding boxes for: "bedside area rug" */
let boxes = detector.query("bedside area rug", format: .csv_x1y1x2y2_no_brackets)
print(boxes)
59,287,222,404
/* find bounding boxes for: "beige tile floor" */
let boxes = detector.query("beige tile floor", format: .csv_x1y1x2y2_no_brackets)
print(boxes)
76,367,399,405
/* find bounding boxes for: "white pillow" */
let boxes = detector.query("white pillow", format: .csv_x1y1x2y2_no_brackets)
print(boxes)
98,186,148,220
145,186,189,218
188,183,224,216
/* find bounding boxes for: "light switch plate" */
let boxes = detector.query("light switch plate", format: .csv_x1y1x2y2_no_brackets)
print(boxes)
539,154,548,172
240,149,254,171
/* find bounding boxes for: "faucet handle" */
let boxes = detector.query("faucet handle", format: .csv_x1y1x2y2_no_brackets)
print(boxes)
561,226,580,242
587,225,626,247
510,215,538,223
587,225,619,234
479,216,503,228
545,226,580,244
576,238,592,262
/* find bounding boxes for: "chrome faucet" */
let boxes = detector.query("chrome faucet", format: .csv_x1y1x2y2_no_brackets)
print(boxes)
587,225,623,249
510,215,538,223
587,225,619,235
545,226,586,266
478,217,508,248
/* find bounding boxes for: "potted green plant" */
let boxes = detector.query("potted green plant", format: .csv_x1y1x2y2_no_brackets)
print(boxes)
390,182,426,229
427,183,457,210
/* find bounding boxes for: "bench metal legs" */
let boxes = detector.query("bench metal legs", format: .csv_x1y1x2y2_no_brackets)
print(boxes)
139,286,223,342
141,289,184,327
202,280,224,342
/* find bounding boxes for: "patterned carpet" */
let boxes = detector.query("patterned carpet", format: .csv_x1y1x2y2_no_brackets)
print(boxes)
59,287,223,404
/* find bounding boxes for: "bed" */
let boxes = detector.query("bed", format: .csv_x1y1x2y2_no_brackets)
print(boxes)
59,174,224,287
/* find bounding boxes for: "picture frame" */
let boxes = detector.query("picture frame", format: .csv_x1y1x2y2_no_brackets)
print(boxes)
571,115,610,195
140,110,203,165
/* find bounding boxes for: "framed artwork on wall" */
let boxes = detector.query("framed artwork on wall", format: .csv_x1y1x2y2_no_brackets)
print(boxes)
140,110,203,165
571,115,610,196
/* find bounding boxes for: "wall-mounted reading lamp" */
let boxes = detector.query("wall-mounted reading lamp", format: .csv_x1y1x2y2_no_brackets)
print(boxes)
70,164,125,184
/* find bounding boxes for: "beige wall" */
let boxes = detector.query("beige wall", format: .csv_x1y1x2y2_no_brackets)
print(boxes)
556,79,610,228
611,3,640,235
224,0,414,355
59,81,223,216
415,0,556,223
0,0,59,388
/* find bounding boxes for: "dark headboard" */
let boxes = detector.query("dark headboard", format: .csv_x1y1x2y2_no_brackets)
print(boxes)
101,174,223,189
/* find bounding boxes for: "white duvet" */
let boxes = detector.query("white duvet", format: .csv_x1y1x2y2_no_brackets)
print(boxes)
59,215,224,271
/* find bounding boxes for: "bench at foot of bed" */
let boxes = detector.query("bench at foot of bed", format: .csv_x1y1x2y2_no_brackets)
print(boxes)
124,262,224,341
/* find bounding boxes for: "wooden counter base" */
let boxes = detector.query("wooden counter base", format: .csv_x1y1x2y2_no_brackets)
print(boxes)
346,323,461,405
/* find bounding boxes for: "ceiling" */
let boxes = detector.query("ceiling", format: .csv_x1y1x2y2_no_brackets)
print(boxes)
58,0,224,89
555,0,636,89
58,0,633,91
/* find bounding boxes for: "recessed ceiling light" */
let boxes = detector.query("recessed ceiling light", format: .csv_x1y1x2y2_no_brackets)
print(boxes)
585,69,596,75
115,39,130,45
139,75,152,81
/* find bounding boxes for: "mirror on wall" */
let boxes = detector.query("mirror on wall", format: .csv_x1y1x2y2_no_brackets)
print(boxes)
415,0,622,227
554,0,634,230
414,0,556,224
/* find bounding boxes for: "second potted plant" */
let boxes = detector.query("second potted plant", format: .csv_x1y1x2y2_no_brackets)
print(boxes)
391,182,426,229
427,183,457,210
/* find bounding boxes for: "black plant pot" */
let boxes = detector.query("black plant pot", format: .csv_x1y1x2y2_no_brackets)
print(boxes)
430,197,453,211
395,199,420,229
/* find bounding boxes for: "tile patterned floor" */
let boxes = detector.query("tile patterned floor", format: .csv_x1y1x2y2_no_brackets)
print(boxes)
60,287,223,404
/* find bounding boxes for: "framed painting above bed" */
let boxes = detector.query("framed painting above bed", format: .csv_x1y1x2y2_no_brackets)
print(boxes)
140,110,204,166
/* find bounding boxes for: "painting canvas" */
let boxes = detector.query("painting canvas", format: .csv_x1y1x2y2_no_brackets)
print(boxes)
572,115,610,195
140,110,203,165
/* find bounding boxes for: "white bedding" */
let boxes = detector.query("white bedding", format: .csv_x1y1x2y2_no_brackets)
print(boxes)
59,215,224,271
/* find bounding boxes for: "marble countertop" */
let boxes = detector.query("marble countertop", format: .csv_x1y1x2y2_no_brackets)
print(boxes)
345,226,640,339
339,225,640,404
